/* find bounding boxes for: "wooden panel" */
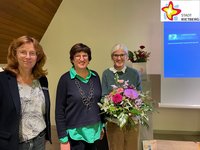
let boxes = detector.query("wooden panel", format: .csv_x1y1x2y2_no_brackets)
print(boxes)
0,0,62,64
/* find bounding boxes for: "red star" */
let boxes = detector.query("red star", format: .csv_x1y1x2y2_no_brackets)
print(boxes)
162,1,181,21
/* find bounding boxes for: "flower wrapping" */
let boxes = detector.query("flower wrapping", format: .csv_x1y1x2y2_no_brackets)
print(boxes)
98,74,153,128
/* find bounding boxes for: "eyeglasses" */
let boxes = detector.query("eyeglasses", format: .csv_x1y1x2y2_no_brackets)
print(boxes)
18,50,37,57
74,54,88,60
113,54,126,58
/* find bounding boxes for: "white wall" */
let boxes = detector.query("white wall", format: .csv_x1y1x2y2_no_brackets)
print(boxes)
40,0,200,132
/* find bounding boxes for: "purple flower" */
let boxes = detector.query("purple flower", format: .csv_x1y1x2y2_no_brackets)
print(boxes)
135,98,142,106
124,89,139,99
112,94,123,104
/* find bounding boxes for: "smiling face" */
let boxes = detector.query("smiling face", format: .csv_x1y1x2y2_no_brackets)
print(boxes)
72,51,89,70
16,42,37,72
112,49,128,70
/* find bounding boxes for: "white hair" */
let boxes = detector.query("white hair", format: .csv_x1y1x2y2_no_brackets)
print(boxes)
111,43,128,56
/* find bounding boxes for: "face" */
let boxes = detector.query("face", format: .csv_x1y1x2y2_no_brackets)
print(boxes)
72,51,89,70
112,49,127,70
16,43,37,72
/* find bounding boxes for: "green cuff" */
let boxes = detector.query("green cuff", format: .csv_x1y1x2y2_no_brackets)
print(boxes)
59,136,68,143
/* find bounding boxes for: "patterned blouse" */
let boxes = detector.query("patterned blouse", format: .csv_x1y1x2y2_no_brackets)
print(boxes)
18,80,46,142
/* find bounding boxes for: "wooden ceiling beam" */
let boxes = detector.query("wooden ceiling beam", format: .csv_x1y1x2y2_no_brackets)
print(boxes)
0,0,62,64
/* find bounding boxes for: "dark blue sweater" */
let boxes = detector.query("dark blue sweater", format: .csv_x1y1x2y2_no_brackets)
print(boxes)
55,71,102,139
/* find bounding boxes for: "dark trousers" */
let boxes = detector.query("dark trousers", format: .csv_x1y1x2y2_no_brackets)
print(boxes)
96,129,109,150
69,136,97,150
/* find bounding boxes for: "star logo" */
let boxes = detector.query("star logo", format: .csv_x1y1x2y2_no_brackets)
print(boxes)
162,1,181,21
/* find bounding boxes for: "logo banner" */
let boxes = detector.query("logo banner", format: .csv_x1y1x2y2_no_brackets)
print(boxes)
161,0,200,22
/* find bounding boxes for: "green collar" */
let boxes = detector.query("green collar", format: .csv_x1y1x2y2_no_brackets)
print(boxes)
70,67,96,83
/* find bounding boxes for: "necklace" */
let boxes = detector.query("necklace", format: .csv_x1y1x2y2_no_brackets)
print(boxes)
75,79,94,109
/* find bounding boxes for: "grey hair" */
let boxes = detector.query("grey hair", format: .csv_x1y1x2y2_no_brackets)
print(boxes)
111,43,128,56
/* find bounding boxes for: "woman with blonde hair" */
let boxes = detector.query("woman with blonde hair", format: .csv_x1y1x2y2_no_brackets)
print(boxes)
0,35,51,150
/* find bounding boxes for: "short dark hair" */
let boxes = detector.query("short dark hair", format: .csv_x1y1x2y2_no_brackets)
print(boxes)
70,43,92,65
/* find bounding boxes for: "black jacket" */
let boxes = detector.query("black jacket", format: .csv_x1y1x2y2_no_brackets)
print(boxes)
0,71,51,150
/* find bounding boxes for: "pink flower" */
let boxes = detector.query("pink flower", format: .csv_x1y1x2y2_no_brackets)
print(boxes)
117,79,124,83
112,94,123,104
116,88,124,93
124,88,139,99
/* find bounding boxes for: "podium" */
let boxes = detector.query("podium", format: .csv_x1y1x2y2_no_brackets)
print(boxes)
139,77,154,150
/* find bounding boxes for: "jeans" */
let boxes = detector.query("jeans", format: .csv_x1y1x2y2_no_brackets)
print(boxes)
19,131,46,150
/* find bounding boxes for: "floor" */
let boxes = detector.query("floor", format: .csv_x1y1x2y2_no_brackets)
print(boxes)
46,126,200,150
46,126,60,150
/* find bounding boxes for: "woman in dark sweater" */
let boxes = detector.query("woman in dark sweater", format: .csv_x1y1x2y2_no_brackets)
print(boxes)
55,43,104,150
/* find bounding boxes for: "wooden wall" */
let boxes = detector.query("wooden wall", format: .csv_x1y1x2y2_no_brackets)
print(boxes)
0,0,62,63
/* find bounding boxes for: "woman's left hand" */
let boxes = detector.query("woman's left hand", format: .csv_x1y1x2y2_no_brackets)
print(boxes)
100,128,104,140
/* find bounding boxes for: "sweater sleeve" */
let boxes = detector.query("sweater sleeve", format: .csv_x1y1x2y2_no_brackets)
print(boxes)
136,72,142,91
101,70,109,96
59,136,69,143
55,74,68,139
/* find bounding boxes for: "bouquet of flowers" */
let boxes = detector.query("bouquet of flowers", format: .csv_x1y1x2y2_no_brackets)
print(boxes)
128,45,151,63
98,74,153,128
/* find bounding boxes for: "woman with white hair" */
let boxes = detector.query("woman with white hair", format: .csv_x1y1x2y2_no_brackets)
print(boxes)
102,43,142,150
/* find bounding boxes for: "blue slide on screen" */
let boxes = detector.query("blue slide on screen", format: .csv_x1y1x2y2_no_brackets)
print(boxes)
164,22,200,78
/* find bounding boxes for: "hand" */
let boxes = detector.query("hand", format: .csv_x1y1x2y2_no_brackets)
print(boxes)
100,128,104,140
60,142,70,150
